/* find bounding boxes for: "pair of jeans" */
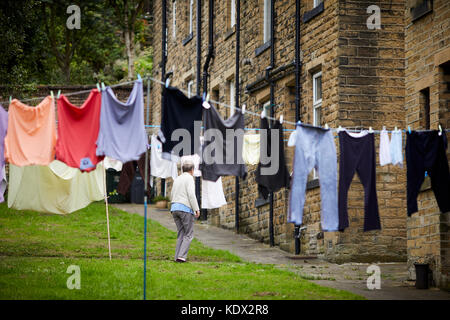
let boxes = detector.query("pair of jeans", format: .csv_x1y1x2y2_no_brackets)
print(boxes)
406,131,450,216
172,210,195,261
338,131,381,231
288,124,338,231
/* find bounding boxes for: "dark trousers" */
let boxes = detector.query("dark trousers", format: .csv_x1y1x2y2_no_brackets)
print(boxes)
406,131,450,216
338,131,381,231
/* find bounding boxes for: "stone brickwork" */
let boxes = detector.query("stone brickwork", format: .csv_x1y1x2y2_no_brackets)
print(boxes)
404,0,450,290
150,0,409,263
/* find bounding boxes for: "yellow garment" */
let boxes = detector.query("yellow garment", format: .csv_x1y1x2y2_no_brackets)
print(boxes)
8,160,104,214
242,133,260,165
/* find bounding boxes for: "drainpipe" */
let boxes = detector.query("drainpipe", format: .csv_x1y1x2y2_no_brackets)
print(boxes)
294,0,302,254
160,0,167,197
235,0,241,233
201,0,215,221
195,0,202,218
268,0,275,247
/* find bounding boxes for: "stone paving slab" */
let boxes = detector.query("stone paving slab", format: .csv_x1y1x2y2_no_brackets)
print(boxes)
113,203,450,300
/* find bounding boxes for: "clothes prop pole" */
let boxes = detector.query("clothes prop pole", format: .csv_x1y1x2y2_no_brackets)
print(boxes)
102,162,112,261
143,77,151,300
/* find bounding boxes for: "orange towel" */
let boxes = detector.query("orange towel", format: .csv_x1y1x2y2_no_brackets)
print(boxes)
4,96,57,166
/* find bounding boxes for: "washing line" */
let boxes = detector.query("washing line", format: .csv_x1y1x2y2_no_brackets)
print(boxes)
2,76,448,135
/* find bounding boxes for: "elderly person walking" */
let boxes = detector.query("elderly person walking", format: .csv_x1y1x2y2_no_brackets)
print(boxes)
170,160,200,262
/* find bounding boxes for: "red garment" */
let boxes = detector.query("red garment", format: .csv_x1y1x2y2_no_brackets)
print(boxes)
56,89,104,171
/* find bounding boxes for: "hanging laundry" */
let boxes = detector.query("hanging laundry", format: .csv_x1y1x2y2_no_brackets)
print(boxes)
200,104,247,182
338,130,381,231
8,160,104,215
379,129,392,166
56,89,103,172
104,157,123,172
150,134,178,180
379,128,403,167
390,129,403,167
96,79,147,163
242,132,260,165
201,177,227,209
180,154,202,177
255,118,290,199
406,130,450,216
0,105,7,203
288,123,338,231
117,152,151,196
159,87,203,161
4,97,57,166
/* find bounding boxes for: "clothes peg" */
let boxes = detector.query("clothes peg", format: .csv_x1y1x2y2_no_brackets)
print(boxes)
324,123,329,129
101,82,106,91
261,109,266,119
279,114,283,124
395,126,398,131
96,83,101,92
382,126,386,131
137,74,142,81
50,91,54,99
338,125,343,132
57,90,61,99
206,93,210,103
202,100,211,109
9,96,12,104
438,124,443,136
369,126,374,133
165,78,171,88
408,126,411,134
241,104,246,114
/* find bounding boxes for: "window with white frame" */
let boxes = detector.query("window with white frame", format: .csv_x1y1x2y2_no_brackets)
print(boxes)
263,0,271,44
172,1,176,40
189,0,194,34
314,0,324,8
312,71,322,179
229,81,235,116
230,0,236,28
188,80,194,98
313,71,322,127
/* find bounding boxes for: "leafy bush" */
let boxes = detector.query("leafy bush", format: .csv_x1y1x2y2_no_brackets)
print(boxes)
151,195,170,204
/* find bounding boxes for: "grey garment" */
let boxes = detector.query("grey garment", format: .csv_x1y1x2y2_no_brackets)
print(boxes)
288,123,338,231
96,79,147,163
172,210,195,261
200,104,247,181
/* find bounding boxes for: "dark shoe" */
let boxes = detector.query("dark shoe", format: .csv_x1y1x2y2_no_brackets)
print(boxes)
175,258,186,263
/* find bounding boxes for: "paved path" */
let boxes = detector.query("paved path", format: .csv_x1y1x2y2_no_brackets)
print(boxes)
114,203,450,300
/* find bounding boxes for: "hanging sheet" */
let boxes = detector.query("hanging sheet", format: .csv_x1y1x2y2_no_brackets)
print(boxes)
8,160,104,215
0,105,7,203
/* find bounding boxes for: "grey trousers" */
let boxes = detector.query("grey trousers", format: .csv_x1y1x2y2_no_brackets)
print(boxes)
172,210,194,261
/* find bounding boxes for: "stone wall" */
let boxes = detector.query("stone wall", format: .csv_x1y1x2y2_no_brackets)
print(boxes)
404,0,450,290
150,0,409,263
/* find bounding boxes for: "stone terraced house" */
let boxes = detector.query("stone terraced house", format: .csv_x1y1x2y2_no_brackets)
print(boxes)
148,0,449,289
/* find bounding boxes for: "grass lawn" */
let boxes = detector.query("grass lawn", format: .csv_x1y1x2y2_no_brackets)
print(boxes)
0,202,363,300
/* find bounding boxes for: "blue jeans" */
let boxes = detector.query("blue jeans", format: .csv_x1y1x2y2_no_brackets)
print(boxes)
288,124,338,231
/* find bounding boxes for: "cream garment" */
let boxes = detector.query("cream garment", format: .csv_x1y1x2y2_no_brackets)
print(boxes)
242,133,260,165
201,177,227,209
8,160,104,214
104,157,123,171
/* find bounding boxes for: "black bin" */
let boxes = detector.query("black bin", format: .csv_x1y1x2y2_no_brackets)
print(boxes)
130,169,145,204
106,169,127,203
414,263,429,289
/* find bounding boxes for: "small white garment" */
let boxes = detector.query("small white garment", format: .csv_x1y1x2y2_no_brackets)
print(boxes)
242,133,260,165
201,176,227,209
390,129,403,167
379,129,392,166
0,164,7,203
180,154,202,177
288,131,297,147
150,134,178,180
104,157,123,171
